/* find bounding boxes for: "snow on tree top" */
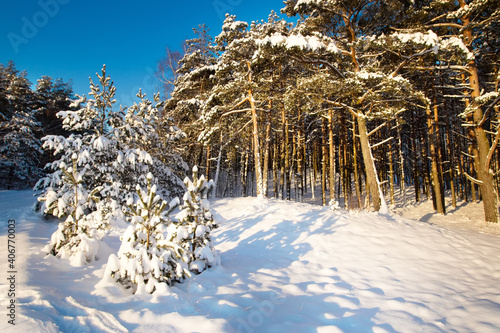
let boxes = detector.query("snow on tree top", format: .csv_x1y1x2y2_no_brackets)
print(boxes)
440,37,474,60
392,30,439,47
295,0,323,10
256,32,339,54
93,136,111,150
356,71,385,80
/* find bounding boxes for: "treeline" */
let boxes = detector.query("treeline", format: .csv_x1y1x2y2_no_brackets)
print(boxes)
0,61,73,189
162,0,500,222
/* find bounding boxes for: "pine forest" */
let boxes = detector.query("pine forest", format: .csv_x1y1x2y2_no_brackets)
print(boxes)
2,0,500,330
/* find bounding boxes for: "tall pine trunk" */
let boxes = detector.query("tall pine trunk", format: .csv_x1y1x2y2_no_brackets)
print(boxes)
328,110,336,204
426,102,446,215
246,62,264,198
460,0,498,222
356,116,386,212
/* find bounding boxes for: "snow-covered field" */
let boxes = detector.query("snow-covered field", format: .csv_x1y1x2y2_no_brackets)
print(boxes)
1,190,500,332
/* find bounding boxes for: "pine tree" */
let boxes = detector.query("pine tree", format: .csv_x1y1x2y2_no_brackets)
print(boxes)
117,89,187,199
37,65,189,265
0,61,42,189
165,23,218,160
36,66,155,264
104,173,190,294
0,61,34,120
35,75,74,137
40,153,102,266
0,108,42,188
170,166,218,274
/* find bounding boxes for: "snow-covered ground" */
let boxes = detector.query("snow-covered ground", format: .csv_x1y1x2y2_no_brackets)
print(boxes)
1,190,500,332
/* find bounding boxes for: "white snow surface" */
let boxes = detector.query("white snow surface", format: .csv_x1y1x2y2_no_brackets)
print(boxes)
1,190,500,332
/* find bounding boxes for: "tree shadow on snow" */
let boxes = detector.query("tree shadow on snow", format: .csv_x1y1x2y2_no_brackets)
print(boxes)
168,205,399,332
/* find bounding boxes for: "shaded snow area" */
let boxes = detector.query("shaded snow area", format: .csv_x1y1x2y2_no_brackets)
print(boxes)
1,190,500,332
390,188,500,237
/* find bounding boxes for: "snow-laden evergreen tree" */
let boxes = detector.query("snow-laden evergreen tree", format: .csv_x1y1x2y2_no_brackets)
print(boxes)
0,108,42,188
37,65,188,264
0,61,42,189
164,24,218,170
197,13,295,198
0,61,34,120
36,65,153,214
35,75,74,137
104,173,190,294
169,166,218,274
37,66,155,263
41,153,102,266
117,89,187,200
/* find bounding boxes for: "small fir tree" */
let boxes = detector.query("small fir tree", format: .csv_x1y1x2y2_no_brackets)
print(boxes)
37,65,187,266
104,173,190,294
170,166,218,274
40,153,102,266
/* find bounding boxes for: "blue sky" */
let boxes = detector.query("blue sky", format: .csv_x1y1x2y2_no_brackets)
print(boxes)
1,0,289,107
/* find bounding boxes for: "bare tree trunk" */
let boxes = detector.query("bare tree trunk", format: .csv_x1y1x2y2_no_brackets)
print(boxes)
321,118,328,206
246,62,264,198
273,138,280,199
291,131,297,201
297,111,304,202
357,116,386,212
285,114,291,201
262,103,272,197
352,118,362,209
471,72,499,221
460,2,498,222
310,148,316,200
214,141,224,198
445,108,457,209
389,139,395,206
426,102,446,214
396,116,406,204
241,149,249,197
411,110,420,202
341,114,349,209
421,134,431,200
206,145,211,179
328,110,336,204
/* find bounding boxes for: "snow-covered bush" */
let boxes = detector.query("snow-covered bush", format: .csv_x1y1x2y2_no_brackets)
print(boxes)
104,173,190,294
329,199,340,211
170,166,218,274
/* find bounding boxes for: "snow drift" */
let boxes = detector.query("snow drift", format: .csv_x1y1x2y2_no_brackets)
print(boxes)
1,191,500,332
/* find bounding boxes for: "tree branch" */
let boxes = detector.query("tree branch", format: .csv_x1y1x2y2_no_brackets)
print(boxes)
464,171,483,185
425,23,464,29
370,136,393,149
291,55,346,79
368,121,389,137
478,95,500,127
323,99,360,118
391,48,437,77
407,65,472,75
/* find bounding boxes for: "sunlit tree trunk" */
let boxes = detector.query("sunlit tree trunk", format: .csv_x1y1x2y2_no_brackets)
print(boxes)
357,116,384,212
